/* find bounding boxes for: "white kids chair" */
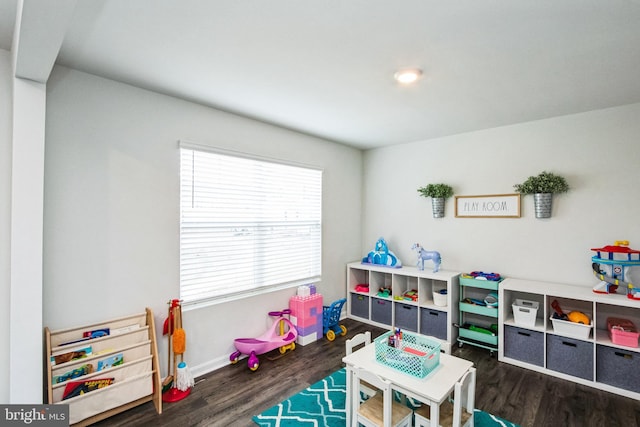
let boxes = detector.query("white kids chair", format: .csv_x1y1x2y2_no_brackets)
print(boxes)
352,365,413,427
414,367,476,427
345,331,372,354
345,332,377,398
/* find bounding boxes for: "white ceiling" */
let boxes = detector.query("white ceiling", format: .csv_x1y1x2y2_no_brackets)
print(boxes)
2,0,640,149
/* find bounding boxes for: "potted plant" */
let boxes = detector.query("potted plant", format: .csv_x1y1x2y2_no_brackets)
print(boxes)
513,171,569,218
417,183,454,218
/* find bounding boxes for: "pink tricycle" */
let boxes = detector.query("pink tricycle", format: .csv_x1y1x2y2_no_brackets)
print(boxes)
229,309,298,371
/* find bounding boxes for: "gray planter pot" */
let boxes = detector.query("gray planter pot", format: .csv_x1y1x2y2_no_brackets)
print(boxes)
432,198,445,218
534,193,553,218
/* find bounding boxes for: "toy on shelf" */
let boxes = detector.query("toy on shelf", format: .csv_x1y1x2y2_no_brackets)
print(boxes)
378,286,392,298
591,240,640,299
411,243,441,272
550,299,569,321
229,309,298,371
403,289,418,301
551,299,590,325
462,298,487,307
568,311,590,325
362,237,402,268
607,317,639,347
354,284,369,293
466,271,501,281
455,323,498,336
323,298,347,341
484,292,499,308
393,289,418,302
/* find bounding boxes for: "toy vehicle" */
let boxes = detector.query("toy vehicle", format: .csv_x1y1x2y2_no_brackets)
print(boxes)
323,298,347,341
229,309,298,371
591,241,640,299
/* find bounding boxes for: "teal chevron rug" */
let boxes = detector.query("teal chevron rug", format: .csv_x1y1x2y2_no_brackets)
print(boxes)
253,368,519,427
253,368,347,426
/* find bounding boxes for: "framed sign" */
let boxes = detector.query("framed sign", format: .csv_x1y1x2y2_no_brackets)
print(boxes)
455,193,521,218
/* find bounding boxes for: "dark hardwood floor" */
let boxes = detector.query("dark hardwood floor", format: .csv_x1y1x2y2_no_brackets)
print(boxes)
95,319,640,427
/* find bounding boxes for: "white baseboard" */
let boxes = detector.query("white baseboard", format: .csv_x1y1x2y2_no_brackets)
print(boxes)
189,312,348,379
190,354,233,379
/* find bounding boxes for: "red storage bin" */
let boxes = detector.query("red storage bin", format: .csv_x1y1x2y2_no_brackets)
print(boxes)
607,317,640,348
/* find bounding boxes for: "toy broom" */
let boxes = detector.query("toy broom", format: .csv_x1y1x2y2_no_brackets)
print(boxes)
173,306,194,391
162,300,193,402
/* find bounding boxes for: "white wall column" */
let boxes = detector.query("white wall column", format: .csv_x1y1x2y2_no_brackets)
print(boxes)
9,76,46,403
8,0,77,403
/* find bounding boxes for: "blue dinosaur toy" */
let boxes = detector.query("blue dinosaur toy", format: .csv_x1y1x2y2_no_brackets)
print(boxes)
362,237,402,268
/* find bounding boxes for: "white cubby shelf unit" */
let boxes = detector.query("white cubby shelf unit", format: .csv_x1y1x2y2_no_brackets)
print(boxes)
499,277,640,399
346,261,460,353
45,308,162,426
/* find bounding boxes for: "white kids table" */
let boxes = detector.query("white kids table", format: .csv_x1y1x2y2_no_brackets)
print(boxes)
342,334,475,426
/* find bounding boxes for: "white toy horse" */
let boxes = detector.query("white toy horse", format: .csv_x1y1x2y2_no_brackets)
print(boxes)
411,243,441,272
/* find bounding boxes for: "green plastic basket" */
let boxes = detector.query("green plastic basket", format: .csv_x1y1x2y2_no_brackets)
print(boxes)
374,331,440,378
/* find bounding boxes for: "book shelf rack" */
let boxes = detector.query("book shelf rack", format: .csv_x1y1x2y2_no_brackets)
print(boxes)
44,308,162,426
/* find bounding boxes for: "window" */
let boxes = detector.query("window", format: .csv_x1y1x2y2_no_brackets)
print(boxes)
179,143,322,305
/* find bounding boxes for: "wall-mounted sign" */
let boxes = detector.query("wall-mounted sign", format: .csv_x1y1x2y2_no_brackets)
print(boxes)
455,193,521,218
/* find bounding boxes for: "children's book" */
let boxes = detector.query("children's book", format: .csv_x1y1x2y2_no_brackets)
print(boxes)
58,328,111,346
52,364,93,384
58,336,92,347
62,378,114,400
51,345,92,365
97,353,124,371
82,327,110,338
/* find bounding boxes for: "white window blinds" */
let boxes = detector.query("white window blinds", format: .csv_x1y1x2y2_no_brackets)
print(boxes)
179,145,322,305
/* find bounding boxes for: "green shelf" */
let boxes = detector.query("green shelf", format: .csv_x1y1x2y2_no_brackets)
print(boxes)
459,301,499,317
459,277,502,290
458,327,498,346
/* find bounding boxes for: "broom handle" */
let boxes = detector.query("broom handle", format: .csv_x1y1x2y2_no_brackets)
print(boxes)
167,303,173,376
178,303,184,363
173,305,179,378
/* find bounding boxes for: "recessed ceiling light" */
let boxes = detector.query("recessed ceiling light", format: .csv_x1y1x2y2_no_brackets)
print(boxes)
394,68,423,84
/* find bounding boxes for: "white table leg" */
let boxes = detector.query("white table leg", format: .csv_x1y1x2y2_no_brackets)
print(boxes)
352,368,362,427
431,400,440,427
344,366,353,427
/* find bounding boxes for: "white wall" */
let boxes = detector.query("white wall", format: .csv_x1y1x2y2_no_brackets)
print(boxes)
44,66,363,377
0,49,12,403
362,103,640,288
27,58,640,395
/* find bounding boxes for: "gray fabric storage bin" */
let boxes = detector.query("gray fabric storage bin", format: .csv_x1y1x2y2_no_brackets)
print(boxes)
596,344,640,393
546,334,593,380
504,325,544,367
371,298,392,325
394,302,418,332
350,293,369,319
420,308,447,340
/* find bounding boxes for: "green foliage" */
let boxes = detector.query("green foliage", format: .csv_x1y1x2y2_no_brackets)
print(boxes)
513,171,569,194
417,183,454,199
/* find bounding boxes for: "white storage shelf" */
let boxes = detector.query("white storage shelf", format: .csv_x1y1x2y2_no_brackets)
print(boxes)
346,261,460,353
45,308,162,426
499,278,640,399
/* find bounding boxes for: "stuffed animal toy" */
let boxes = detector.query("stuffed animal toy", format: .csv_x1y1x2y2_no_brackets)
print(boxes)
362,237,402,267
